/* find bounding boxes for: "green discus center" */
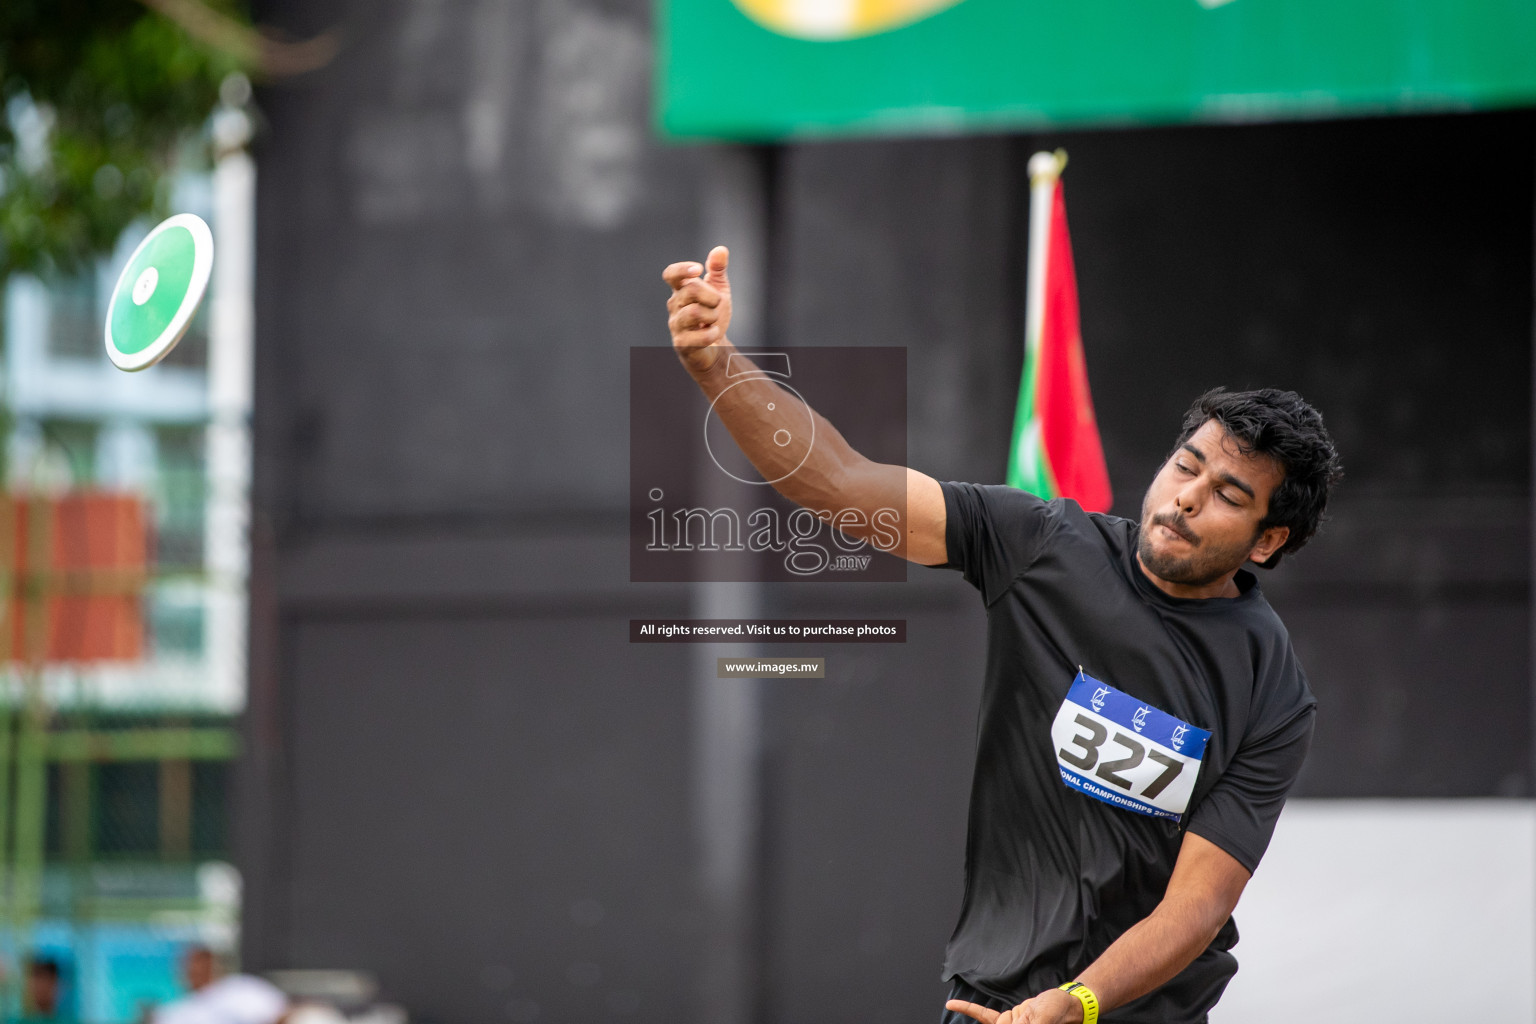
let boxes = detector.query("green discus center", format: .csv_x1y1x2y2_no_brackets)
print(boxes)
111,226,198,354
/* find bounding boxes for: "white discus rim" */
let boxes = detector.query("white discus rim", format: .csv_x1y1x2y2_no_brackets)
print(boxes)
104,213,215,372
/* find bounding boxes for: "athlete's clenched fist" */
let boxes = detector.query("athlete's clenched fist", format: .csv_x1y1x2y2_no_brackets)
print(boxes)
662,245,732,376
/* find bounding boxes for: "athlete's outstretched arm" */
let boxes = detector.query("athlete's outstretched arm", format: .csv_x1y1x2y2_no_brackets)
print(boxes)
663,246,947,566
946,832,1250,1024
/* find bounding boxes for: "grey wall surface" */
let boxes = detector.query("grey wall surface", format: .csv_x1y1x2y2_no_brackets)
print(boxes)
243,1,1534,1020
1019,115,1534,799
770,113,1534,800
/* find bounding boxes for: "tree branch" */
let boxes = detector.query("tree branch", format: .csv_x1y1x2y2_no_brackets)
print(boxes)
135,0,340,77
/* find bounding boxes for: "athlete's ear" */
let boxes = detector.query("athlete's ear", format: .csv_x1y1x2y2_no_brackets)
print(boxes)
1247,524,1289,565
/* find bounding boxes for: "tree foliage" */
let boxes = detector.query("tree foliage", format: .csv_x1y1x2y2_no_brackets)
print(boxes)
0,0,251,281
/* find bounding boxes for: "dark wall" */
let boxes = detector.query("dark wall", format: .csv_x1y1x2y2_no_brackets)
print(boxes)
244,1,1533,1020
1033,113,1534,798
244,3,714,1022
771,113,1534,799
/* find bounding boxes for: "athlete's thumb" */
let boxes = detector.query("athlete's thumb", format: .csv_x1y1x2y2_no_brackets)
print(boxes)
945,1001,1000,1024
704,245,730,290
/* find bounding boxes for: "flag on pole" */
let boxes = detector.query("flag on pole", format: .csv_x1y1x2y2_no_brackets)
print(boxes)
1007,151,1113,512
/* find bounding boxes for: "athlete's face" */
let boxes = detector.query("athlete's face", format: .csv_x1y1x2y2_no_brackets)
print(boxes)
1138,419,1290,593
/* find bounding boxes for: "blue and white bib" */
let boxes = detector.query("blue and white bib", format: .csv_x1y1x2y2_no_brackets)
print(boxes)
1051,670,1211,822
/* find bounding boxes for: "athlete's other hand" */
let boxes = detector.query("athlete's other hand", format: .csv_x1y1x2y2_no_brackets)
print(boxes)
663,245,732,376
946,988,1083,1024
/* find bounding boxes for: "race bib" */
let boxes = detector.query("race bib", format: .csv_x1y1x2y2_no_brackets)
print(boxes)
1051,670,1211,822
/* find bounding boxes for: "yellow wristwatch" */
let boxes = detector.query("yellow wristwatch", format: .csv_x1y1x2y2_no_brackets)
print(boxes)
1057,981,1100,1024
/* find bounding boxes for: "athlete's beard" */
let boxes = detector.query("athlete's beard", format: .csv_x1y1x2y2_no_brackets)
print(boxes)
1137,495,1259,589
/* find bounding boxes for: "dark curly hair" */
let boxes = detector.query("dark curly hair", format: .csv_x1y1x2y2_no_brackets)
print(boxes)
1176,387,1343,569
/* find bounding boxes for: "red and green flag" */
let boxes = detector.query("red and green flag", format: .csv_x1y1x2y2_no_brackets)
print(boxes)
1007,153,1113,513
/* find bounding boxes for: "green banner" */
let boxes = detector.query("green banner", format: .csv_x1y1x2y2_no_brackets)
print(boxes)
660,0,1536,140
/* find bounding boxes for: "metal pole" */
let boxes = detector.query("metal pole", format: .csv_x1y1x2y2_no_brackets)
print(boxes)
0,495,16,1012
11,493,52,951
207,82,257,716
11,687,46,929
692,144,773,1024
0,494,16,910
0,702,13,993
1528,139,1535,826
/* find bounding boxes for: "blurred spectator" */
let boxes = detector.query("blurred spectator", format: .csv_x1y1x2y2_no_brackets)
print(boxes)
151,948,286,1024
8,957,75,1024
182,949,218,994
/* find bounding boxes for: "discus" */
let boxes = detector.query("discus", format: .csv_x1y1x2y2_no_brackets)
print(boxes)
104,213,214,372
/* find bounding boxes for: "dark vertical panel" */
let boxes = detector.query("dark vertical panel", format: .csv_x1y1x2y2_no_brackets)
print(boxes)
1031,112,1535,796
1038,113,1534,502
284,615,695,1022
761,137,1025,1018
759,591,984,1023
254,0,702,529
245,0,717,1012
776,136,1026,486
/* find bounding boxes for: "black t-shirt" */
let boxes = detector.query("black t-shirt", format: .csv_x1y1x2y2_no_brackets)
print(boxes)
937,482,1316,1023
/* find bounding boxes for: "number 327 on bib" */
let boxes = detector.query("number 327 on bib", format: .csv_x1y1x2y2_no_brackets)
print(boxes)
1051,671,1211,822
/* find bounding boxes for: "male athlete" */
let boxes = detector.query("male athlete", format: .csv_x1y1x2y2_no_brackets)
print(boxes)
663,246,1341,1024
